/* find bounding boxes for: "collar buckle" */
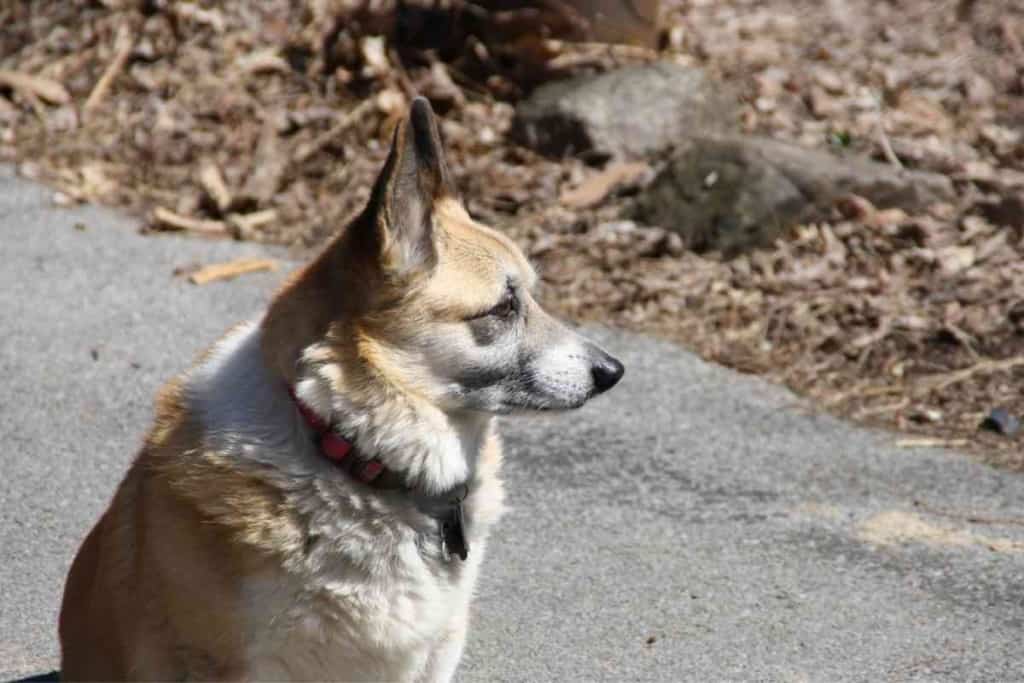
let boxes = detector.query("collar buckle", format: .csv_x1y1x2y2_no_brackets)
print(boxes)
441,500,468,562
289,385,469,562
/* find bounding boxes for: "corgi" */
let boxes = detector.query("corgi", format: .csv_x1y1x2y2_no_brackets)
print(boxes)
58,97,624,681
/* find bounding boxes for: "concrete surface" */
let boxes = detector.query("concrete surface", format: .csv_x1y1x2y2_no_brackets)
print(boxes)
2,167,1023,681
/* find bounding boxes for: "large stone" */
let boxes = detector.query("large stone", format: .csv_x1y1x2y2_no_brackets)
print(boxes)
510,62,738,162
635,136,956,254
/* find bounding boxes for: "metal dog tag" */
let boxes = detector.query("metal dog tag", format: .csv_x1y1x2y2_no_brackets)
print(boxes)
442,502,468,562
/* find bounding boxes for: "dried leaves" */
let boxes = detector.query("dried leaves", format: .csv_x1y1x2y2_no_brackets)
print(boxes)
524,189,1024,467
0,69,70,105
2,1,1023,466
0,1,641,244
559,162,650,209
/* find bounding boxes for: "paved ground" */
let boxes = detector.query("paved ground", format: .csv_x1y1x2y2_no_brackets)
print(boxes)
2,166,1023,682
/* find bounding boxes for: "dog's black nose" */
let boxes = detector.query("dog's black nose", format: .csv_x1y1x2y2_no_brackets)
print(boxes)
590,353,625,394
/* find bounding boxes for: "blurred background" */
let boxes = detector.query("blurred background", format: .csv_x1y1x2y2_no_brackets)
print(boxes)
2,0,1023,466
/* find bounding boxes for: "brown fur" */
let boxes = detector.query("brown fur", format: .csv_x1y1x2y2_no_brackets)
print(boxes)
59,98,619,681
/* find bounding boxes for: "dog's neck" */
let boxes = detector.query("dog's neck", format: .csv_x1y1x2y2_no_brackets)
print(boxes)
189,321,489,499
291,340,491,497
257,254,491,496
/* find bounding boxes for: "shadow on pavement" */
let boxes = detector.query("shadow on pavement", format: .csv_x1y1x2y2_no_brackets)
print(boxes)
4,672,59,683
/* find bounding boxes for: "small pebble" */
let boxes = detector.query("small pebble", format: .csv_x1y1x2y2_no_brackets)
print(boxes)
980,408,1020,437
910,407,942,424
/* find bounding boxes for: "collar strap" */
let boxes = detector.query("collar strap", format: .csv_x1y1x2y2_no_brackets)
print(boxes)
289,388,402,489
288,386,471,561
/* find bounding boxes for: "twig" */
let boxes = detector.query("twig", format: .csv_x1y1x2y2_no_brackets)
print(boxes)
917,355,1024,394
293,99,375,165
853,398,909,419
188,258,277,285
559,161,650,209
199,161,232,214
823,382,902,407
943,322,980,361
0,69,70,105
387,48,418,101
543,41,658,60
236,49,290,75
152,206,229,236
873,91,903,170
853,316,894,369
546,42,658,71
84,23,134,118
226,209,278,239
895,437,969,449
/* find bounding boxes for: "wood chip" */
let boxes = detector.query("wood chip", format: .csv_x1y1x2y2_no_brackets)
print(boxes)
227,209,278,239
152,206,229,235
199,161,232,213
559,161,650,209
172,2,226,33
83,23,134,118
241,119,288,203
896,438,970,449
188,258,277,285
423,60,465,106
936,245,975,276
236,49,291,74
293,99,376,165
0,69,70,105
918,356,1024,394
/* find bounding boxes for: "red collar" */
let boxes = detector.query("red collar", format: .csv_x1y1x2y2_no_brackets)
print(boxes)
288,386,470,561
289,388,392,486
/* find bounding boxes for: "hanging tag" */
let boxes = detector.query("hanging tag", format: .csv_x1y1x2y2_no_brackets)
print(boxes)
442,502,468,562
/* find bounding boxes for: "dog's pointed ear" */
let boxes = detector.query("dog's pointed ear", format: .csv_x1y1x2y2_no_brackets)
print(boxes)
362,96,455,275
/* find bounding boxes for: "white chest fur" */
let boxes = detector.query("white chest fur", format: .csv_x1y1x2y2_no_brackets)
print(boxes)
184,322,500,681
242,542,485,681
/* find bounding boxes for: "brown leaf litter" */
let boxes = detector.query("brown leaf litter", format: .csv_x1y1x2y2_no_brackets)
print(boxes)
1,0,1023,469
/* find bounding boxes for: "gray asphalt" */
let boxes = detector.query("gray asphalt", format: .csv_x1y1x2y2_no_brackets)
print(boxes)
2,166,1023,682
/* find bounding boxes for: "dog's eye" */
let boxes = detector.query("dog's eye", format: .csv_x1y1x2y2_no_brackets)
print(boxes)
487,291,517,319
465,282,519,322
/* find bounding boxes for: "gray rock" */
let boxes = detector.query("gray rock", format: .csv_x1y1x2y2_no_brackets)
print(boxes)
635,137,805,255
981,408,1021,437
635,136,956,254
510,62,738,162
744,137,956,211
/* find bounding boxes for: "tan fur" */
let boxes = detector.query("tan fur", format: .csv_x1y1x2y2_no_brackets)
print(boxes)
59,98,620,681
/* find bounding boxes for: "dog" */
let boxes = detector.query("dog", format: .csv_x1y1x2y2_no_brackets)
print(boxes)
58,97,624,681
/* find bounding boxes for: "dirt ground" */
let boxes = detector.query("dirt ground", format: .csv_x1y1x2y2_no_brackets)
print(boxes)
2,1,1023,468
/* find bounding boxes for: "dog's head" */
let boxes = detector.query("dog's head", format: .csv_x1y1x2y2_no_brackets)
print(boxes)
267,98,623,415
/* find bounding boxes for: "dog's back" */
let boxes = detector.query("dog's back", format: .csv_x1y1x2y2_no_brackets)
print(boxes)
59,415,261,679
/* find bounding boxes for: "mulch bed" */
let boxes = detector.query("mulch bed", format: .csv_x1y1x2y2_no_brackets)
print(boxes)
2,1,1023,468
